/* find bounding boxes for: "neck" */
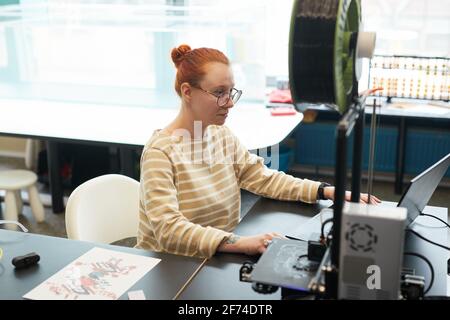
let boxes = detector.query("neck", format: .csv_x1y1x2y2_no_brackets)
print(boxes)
167,104,208,140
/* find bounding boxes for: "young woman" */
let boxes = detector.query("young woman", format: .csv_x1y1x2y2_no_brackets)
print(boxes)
135,44,380,259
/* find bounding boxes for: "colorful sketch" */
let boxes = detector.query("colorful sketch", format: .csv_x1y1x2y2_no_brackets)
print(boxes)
23,247,161,300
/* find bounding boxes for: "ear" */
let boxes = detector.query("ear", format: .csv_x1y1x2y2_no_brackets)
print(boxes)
180,82,192,102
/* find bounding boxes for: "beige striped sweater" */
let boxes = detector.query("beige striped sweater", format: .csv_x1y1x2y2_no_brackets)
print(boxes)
136,124,321,258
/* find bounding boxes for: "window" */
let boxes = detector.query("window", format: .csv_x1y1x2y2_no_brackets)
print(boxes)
261,0,450,81
0,26,7,68
0,0,447,106
362,0,450,57
0,0,267,105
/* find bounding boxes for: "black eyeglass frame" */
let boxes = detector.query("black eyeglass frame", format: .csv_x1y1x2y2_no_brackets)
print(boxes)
193,86,242,107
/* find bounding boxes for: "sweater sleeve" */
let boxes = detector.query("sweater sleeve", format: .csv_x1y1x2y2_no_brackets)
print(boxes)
228,128,321,204
140,147,231,258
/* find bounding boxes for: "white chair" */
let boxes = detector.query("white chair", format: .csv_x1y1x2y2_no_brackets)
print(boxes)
65,174,140,244
0,170,45,230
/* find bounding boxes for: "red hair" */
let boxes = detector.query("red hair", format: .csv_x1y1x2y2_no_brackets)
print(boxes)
171,44,230,97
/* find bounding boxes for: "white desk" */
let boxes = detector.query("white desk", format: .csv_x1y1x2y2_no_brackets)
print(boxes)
0,98,302,150
0,98,303,212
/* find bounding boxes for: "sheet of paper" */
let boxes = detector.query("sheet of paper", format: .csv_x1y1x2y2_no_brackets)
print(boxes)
128,290,146,300
23,247,160,300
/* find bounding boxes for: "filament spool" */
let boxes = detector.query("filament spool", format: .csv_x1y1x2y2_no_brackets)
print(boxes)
289,0,365,113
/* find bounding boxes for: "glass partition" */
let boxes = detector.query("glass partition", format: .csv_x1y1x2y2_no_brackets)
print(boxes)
0,0,266,108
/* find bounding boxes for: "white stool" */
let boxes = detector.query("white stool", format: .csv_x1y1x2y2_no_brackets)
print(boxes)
0,170,45,230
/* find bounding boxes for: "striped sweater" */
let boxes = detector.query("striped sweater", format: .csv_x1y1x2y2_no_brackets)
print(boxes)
136,125,321,258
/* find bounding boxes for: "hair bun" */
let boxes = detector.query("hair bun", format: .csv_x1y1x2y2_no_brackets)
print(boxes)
171,44,192,68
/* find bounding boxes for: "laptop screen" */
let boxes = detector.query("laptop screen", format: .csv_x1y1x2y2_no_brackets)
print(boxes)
398,153,450,226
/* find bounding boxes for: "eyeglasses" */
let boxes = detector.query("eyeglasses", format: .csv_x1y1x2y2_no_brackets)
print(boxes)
193,86,242,107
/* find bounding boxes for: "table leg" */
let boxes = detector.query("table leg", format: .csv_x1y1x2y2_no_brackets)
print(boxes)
109,146,120,174
119,147,137,179
395,118,407,194
47,141,64,213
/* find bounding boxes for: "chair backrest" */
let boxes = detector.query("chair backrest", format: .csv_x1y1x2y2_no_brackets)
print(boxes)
65,174,140,244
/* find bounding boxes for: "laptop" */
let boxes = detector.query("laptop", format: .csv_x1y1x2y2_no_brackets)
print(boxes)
289,152,450,240
396,152,450,226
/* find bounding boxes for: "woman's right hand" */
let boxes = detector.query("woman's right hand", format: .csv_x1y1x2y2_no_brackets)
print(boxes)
218,232,284,255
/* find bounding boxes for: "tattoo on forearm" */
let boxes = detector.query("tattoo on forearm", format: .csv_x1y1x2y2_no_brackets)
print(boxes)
225,235,240,244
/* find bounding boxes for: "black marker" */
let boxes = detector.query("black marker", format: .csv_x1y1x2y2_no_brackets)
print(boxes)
12,252,40,269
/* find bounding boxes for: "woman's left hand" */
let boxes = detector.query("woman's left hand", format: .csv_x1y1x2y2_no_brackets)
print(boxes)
355,192,381,205
323,186,381,205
